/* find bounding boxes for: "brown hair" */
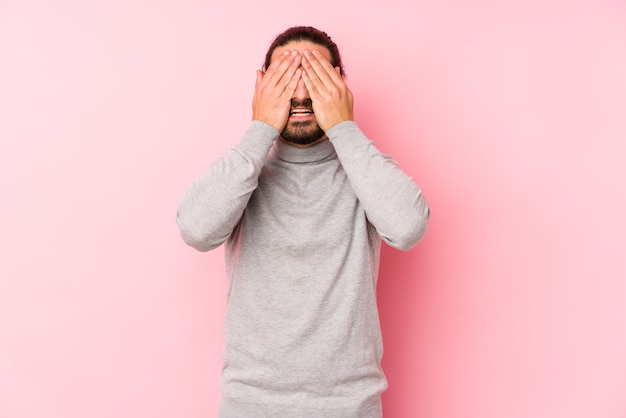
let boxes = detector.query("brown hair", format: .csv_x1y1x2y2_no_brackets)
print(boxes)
263,26,345,76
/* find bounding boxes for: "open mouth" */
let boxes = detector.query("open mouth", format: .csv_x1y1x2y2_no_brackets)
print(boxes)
289,108,314,116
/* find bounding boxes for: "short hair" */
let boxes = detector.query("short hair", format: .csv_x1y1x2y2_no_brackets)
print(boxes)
263,26,345,76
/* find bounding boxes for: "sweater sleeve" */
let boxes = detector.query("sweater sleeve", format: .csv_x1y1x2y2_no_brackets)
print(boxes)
326,121,430,250
176,121,279,251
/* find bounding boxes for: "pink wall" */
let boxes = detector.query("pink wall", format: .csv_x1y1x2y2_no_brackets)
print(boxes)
1,1,625,417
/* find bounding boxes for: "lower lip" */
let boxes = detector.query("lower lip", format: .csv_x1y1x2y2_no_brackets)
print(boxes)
290,113,314,120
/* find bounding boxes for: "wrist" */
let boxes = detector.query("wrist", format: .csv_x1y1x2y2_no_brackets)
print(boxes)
252,117,284,133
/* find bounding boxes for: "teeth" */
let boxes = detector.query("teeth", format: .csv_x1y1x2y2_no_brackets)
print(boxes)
290,109,313,115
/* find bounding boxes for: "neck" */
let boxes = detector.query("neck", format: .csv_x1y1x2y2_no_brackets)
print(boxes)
279,135,328,148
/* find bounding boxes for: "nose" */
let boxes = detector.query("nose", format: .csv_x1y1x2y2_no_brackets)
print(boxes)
292,76,309,100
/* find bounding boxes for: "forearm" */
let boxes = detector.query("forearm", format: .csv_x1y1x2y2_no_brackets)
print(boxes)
176,121,278,251
327,121,430,250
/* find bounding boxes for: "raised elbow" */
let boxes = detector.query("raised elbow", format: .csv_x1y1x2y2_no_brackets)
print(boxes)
383,201,430,251
176,210,225,252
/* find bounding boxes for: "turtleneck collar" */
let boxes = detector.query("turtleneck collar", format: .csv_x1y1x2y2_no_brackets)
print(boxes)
273,138,337,164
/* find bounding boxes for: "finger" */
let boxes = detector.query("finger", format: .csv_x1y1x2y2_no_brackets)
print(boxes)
301,69,321,101
264,50,290,75
301,50,333,89
304,50,342,88
283,67,303,98
301,62,329,99
312,50,346,87
260,51,289,87
265,51,300,88
277,53,302,92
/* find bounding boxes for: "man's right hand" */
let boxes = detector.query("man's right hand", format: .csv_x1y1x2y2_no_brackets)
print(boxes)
252,50,302,133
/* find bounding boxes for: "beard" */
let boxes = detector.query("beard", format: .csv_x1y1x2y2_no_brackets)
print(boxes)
280,99,326,146
281,119,326,146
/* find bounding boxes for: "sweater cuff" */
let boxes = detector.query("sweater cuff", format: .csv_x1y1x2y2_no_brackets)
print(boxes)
325,121,371,153
233,121,280,158
325,121,361,143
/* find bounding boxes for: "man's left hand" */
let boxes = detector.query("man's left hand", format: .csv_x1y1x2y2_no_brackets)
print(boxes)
301,50,354,132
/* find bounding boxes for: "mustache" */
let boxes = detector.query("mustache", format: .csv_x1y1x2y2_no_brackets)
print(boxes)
290,99,313,109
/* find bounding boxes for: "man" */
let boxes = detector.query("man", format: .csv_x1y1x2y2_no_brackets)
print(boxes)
177,26,430,418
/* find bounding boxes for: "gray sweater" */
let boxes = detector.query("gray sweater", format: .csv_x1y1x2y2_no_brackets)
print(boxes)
177,120,429,417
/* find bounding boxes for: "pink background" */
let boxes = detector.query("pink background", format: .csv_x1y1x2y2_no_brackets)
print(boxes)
1,0,625,417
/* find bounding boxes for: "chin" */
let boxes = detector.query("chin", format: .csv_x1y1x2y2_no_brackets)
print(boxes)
281,122,325,146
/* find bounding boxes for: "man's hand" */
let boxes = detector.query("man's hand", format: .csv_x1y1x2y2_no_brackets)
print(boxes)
252,50,302,132
301,49,354,132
